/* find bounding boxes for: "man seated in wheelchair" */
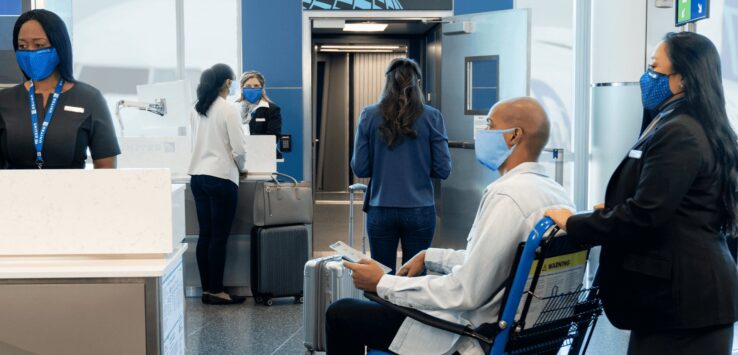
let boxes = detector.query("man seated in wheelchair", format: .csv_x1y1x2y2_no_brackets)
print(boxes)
326,97,576,355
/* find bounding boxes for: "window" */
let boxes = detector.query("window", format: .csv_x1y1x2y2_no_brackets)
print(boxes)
465,55,499,115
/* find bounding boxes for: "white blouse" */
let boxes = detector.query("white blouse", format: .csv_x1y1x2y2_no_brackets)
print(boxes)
188,97,248,185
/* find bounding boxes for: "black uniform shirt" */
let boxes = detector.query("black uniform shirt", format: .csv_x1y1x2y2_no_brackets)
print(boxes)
0,81,121,169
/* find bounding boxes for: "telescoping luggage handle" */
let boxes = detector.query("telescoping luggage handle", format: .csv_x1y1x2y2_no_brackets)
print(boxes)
348,184,367,251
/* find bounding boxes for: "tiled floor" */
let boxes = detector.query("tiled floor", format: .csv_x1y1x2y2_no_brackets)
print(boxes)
185,297,306,355
183,294,636,355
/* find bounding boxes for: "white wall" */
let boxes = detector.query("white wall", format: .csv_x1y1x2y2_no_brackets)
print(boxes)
591,0,647,83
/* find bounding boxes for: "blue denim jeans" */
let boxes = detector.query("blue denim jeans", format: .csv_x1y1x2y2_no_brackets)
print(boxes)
190,175,238,293
366,206,436,274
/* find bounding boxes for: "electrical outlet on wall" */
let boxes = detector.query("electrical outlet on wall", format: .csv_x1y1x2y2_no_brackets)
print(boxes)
655,0,674,8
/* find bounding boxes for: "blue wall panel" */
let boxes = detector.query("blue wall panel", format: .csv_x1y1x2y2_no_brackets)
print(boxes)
268,89,304,180
243,0,304,180
242,0,303,88
454,0,513,15
0,17,19,50
0,1,22,16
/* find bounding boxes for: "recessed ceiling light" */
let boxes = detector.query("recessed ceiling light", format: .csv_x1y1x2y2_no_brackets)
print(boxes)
343,23,388,32
321,45,400,50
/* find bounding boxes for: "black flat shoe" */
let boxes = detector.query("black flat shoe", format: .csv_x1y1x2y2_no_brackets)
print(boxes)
204,293,246,305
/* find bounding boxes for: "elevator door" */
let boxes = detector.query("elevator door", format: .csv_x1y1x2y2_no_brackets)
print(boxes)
437,10,531,249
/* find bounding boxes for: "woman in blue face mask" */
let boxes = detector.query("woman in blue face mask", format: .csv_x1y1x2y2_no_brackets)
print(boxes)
0,9,120,169
546,32,738,355
236,70,282,159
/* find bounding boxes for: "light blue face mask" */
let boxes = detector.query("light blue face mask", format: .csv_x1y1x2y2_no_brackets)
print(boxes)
242,88,262,104
15,47,60,81
475,128,516,171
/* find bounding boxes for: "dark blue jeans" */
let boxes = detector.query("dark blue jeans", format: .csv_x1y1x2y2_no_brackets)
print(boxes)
366,206,436,274
326,298,405,354
191,175,238,294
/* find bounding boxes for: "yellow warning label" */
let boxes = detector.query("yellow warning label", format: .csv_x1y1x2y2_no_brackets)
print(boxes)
529,250,588,276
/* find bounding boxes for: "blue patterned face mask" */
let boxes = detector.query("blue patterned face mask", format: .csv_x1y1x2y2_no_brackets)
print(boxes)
475,128,516,171
640,68,674,110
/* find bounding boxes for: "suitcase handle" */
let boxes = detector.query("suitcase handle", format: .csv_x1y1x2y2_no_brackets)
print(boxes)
348,184,367,250
270,172,299,186
349,183,367,192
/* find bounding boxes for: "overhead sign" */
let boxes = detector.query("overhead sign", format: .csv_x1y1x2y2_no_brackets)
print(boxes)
676,0,710,26
303,0,452,11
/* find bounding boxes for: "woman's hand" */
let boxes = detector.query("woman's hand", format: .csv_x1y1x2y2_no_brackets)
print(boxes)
593,203,605,210
544,208,574,231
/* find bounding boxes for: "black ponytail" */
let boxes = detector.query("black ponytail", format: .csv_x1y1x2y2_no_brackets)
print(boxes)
195,63,234,116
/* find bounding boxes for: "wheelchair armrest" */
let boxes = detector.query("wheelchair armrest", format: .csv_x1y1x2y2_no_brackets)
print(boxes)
363,292,494,345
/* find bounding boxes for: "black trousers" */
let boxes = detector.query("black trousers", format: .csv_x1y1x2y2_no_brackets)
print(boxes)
191,174,238,294
627,323,734,355
325,298,406,355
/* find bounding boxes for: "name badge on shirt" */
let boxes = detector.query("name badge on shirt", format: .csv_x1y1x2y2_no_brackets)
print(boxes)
254,117,266,122
628,149,643,159
64,105,84,113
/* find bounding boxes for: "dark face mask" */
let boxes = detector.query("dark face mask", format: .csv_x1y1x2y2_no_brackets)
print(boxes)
639,68,675,110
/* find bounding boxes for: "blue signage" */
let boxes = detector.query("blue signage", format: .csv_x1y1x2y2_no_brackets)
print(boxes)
676,0,710,26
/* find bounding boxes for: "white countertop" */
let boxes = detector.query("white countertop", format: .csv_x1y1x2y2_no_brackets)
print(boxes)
0,244,187,279
0,169,174,256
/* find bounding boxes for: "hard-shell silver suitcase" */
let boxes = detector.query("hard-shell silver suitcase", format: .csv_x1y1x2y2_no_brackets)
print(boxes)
303,184,367,353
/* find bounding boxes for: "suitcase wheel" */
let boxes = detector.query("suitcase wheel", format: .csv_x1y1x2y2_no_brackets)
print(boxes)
255,296,263,304
265,298,273,306
294,296,304,304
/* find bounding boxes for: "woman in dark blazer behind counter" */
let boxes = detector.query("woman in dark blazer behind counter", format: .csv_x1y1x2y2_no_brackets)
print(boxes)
237,70,282,158
0,10,119,169
546,32,738,354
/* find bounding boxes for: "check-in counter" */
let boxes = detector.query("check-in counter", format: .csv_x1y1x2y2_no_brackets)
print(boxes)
0,169,186,355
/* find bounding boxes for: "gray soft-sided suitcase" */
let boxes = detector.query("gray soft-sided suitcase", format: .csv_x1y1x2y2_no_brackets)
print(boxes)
251,224,309,306
303,184,367,352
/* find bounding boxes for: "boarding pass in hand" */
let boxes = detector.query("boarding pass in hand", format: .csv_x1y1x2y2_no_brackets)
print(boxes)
329,241,392,274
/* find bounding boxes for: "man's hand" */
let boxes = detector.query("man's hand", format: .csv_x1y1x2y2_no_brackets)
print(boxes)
593,203,605,210
544,208,574,231
397,250,426,277
343,259,385,293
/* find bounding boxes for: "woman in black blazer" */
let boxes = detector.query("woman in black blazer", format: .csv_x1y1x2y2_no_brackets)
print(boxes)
547,32,738,354
237,70,282,157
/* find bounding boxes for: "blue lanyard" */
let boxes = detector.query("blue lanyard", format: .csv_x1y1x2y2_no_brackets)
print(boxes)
29,78,64,169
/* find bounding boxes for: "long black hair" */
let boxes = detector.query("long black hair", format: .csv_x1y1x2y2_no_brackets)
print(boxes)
13,9,75,82
195,63,234,116
664,31,738,233
378,58,424,148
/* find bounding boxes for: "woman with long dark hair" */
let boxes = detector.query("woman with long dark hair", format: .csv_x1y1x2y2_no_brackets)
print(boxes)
546,32,738,354
188,63,247,305
351,58,451,274
0,9,119,169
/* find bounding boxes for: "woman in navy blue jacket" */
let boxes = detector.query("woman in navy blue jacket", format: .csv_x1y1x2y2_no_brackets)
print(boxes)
351,58,451,274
